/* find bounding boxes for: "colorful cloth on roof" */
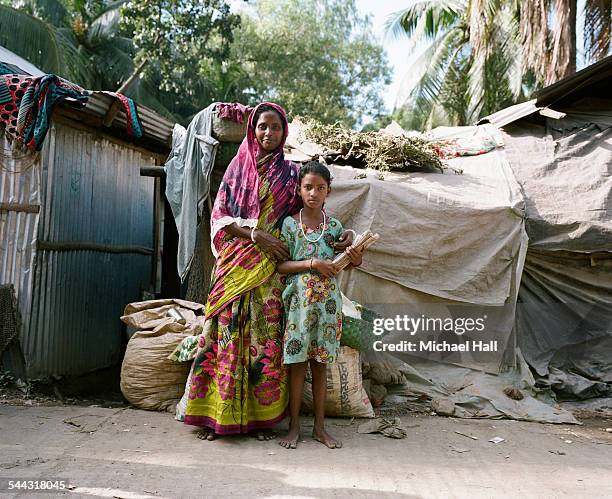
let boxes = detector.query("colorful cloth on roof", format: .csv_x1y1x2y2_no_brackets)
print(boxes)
98,91,143,139
216,102,252,123
432,136,499,160
0,73,88,150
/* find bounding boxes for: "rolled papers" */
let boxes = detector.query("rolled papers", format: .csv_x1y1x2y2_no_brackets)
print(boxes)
333,230,379,270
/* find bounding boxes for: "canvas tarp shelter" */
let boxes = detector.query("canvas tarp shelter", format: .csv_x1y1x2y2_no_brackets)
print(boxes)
285,123,579,423
492,100,612,400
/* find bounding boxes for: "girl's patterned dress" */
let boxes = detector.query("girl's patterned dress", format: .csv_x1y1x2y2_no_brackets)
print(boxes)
279,215,343,364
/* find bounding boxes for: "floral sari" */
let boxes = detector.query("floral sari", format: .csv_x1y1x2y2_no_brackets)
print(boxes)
184,103,300,434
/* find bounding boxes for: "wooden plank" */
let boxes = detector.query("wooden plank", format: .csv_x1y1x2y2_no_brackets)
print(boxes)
0,202,40,214
102,99,123,127
140,165,166,177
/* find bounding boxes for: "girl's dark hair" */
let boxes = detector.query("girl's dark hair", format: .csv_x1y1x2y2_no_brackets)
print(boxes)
299,160,331,186
252,104,284,130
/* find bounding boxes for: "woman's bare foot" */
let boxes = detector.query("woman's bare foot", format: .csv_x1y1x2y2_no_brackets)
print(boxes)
312,426,341,449
196,428,216,441
253,429,276,441
278,426,300,449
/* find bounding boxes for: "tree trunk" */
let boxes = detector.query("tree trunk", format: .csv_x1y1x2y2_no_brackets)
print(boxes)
547,0,577,84
520,0,550,85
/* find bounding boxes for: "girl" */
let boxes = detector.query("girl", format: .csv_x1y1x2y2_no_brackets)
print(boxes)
277,161,363,449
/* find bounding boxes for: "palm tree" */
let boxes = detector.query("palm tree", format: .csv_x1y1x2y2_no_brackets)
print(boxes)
0,1,94,85
387,0,524,127
523,0,611,84
390,0,612,128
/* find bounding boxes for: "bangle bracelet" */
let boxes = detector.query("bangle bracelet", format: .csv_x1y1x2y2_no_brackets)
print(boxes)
345,229,357,240
250,227,257,243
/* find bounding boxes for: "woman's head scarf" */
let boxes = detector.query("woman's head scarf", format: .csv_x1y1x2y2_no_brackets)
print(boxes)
210,102,299,257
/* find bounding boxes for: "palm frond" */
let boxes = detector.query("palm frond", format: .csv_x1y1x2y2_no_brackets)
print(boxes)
0,5,92,85
385,0,466,42
86,0,126,46
91,43,135,89
395,26,466,109
495,5,523,97
467,0,516,119
14,0,68,27
584,0,611,62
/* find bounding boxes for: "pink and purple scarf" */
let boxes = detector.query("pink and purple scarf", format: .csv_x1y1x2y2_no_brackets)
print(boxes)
210,102,300,257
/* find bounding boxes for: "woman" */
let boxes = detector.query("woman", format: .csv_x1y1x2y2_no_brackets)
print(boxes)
184,102,351,440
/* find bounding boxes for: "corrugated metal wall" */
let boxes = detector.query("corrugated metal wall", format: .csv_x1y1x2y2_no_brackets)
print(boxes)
24,123,156,377
0,135,42,344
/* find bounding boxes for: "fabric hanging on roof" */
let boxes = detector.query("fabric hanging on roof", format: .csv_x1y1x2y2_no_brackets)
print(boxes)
164,103,219,281
98,91,143,139
0,73,88,150
432,135,500,159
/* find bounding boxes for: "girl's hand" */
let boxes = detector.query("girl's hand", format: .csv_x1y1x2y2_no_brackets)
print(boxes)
333,230,354,251
253,230,289,260
346,246,364,267
312,259,339,278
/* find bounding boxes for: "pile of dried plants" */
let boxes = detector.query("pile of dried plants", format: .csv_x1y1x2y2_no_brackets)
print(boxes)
302,120,444,173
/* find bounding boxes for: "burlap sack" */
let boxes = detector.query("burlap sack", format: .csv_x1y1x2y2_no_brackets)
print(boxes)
120,300,204,412
302,346,374,418
362,350,407,386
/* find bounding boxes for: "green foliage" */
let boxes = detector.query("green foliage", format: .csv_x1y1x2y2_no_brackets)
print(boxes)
230,0,392,128
2,0,392,127
120,0,240,95
2,0,243,122
387,0,529,129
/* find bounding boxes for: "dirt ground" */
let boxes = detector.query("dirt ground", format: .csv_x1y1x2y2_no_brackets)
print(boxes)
1,397,611,499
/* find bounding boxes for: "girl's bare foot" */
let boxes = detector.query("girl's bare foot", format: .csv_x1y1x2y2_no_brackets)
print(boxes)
253,429,276,441
279,426,300,449
312,426,341,449
197,428,216,441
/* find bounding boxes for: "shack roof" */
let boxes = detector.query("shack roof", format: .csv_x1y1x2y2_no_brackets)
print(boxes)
0,45,174,153
479,55,612,128
534,54,612,107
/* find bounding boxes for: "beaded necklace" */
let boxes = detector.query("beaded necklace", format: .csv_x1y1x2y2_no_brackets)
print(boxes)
298,208,326,243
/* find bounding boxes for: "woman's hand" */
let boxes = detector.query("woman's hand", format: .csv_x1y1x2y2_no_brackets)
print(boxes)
345,246,364,267
333,230,354,251
312,259,340,278
253,229,289,261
